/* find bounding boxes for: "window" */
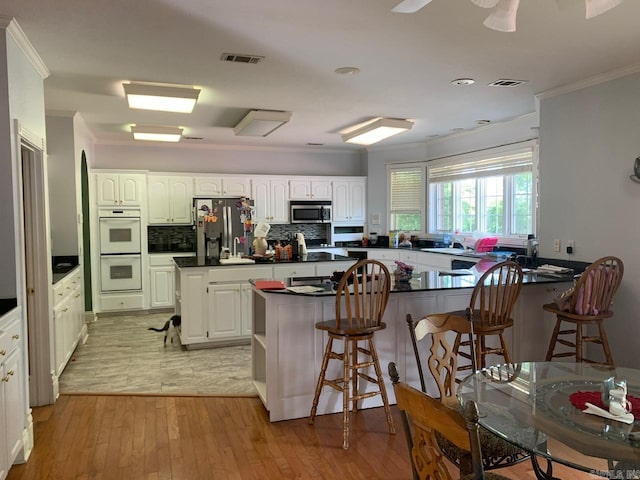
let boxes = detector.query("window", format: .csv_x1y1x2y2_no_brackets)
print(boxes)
388,164,424,232
427,143,537,244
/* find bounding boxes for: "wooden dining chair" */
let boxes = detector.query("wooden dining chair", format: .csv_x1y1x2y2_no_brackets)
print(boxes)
308,259,395,449
406,311,530,473
388,362,511,480
543,256,624,366
454,261,524,373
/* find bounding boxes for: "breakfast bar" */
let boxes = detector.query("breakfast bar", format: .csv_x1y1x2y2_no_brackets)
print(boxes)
251,265,573,422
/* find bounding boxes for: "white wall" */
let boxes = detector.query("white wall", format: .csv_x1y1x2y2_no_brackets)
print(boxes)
539,72,640,368
93,143,365,176
46,115,77,255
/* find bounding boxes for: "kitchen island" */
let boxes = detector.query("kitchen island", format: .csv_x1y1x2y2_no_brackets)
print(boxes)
173,253,356,349
251,265,574,422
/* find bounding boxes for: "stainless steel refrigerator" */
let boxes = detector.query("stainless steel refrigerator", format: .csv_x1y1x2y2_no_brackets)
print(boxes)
194,198,254,259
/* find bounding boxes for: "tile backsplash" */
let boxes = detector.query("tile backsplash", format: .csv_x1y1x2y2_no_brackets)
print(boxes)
148,225,196,252
265,223,330,245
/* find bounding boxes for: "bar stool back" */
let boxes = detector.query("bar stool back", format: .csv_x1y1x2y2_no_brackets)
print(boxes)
543,256,623,366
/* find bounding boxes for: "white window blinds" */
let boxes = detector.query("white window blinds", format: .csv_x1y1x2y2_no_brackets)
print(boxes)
390,167,422,213
428,146,533,183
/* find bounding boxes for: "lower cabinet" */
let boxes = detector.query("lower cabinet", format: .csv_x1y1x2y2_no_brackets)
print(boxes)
175,259,357,348
52,267,85,377
0,307,29,479
207,283,243,340
150,268,174,308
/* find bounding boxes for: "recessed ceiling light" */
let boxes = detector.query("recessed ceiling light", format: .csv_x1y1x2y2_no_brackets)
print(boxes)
306,143,324,146
123,82,200,113
451,78,475,86
476,119,491,125
131,125,183,142
450,127,465,132
426,134,440,138
334,67,360,75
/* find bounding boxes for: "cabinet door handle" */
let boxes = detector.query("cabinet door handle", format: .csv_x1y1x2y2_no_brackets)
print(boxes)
2,376,8,383
63,307,69,312
12,334,19,340
6,370,14,376
0,350,5,356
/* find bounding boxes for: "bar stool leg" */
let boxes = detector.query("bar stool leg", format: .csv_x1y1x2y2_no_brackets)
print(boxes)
575,323,583,363
343,339,351,450
545,318,562,361
597,320,615,366
499,332,512,364
351,339,358,413
369,338,396,436
309,336,334,424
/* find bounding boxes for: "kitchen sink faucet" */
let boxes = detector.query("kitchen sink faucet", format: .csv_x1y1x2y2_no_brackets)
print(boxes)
234,236,240,257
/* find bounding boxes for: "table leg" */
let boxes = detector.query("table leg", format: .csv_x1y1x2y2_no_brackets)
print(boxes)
531,454,559,480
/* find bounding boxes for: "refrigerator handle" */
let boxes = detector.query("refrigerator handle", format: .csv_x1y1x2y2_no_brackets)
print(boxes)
227,206,233,252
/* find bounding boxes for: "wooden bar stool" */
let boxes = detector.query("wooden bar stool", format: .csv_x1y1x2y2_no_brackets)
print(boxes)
543,256,623,366
453,261,524,373
308,259,395,449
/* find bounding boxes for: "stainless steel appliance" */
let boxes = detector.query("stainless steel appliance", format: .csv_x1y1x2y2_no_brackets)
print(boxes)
194,197,254,259
99,208,142,292
290,200,331,224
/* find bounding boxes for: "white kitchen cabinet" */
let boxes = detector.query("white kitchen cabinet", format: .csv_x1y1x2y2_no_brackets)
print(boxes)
251,177,289,223
0,308,27,475
147,175,193,224
207,283,243,340
367,249,399,270
241,284,253,337
273,263,316,280
150,268,174,308
52,267,85,377
175,270,208,344
95,173,144,206
194,175,251,197
332,178,366,224
289,179,332,200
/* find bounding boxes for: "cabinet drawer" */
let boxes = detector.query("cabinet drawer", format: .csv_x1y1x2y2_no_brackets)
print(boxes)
398,250,419,263
0,316,21,357
53,282,65,305
368,249,399,261
208,265,272,283
100,294,144,311
315,261,356,277
272,264,316,279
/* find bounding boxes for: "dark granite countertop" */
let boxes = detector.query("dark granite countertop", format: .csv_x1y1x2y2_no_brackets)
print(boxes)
174,252,352,268
254,261,574,297
52,256,80,285
0,298,18,316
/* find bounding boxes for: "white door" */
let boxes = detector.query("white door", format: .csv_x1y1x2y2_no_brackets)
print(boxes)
208,283,242,339
150,268,174,308
119,175,143,206
270,179,289,223
147,177,171,224
311,181,332,200
332,181,350,222
169,178,193,223
251,179,271,222
96,174,120,206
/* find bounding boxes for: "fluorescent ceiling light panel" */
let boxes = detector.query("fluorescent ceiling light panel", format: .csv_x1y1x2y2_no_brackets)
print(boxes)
342,118,414,145
233,110,292,137
123,83,200,113
131,125,183,142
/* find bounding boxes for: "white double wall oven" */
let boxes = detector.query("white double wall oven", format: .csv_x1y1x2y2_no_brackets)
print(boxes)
99,208,142,292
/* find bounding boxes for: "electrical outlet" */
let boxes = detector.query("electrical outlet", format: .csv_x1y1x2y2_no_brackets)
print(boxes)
553,239,561,252
567,240,574,250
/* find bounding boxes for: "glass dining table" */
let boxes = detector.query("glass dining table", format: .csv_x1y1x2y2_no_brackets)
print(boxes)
458,362,640,480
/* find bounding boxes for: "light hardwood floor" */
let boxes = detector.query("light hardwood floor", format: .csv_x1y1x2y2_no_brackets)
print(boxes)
8,395,607,479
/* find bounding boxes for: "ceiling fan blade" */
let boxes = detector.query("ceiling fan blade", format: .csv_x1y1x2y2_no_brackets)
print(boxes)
470,0,500,7
585,0,624,19
391,0,434,13
483,0,520,32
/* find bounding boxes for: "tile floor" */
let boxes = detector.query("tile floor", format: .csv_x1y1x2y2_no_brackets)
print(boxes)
59,312,255,395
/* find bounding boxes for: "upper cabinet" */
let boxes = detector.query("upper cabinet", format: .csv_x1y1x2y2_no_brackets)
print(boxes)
289,179,332,200
194,175,251,198
251,177,289,223
147,175,193,224
96,173,144,206
332,178,366,224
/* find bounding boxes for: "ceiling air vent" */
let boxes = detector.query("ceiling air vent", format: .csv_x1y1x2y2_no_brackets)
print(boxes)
221,53,264,64
488,79,528,87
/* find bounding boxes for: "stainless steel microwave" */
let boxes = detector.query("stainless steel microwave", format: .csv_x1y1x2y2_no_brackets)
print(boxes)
290,200,331,224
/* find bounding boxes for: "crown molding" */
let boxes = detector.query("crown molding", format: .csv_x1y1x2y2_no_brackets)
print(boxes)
0,15,50,79
536,62,640,100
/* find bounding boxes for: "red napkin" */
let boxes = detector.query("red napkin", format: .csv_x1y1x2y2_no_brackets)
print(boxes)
569,390,640,417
